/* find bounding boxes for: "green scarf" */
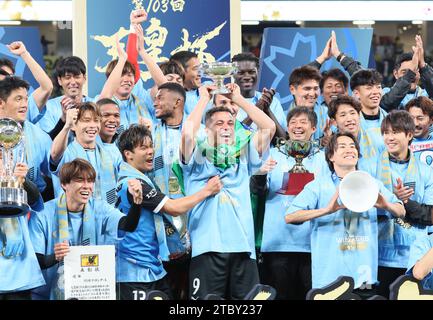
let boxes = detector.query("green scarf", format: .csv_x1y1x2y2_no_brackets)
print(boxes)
172,121,252,194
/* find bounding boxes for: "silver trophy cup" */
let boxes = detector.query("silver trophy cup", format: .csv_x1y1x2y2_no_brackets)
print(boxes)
201,62,238,94
0,118,29,217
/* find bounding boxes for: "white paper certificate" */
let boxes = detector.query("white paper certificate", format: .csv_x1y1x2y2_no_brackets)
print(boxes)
64,245,116,300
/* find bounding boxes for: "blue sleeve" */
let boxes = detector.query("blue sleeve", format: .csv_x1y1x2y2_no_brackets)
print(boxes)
27,92,45,124
421,164,433,205
38,130,53,177
247,137,265,176
286,180,320,214
407,234,433,270
28,211,49,255
100,202,125,243
270,97,287,131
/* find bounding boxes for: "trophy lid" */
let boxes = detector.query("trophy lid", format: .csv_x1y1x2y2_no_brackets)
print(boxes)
0,118,23,149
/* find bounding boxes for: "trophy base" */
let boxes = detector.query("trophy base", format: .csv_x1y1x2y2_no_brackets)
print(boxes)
277,172,315,195
0,187,29,217
211,87,230,95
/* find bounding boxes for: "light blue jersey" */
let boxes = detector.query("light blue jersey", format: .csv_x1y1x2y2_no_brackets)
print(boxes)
22,121,52,193
37,95,94,134
28,197,124,299
115,164,168,283
51,140,119,205
184,89,200,116
287,172,399,289
0,216,45,293
180,139,263,259
407,234,433,290
411,135,433,167
377,153,433,268
27,92,44,124
359,108,387,152
236,91,287,132
261,147,329,253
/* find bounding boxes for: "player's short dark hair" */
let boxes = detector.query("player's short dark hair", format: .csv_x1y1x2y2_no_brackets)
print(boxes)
55,56,87,78
96,98,119,109
289,65,322,87
232,52,259,68
381,110,415,142
394,52,413,71
405,96,433,119
320,68,349,91
325,132,361,173
76,102,101,122
159,60,185,81
170,51,198,70
118,124,153,162
0,76,29,102
0,58,15,74
105,59,136,78
157,82,186,102
205,106,234,126
350,69,383,91
59,159,96,185
328,95,362,119
287,106,318,127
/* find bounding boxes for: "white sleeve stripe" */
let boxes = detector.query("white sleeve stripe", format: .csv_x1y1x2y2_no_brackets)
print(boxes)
154,196,169,214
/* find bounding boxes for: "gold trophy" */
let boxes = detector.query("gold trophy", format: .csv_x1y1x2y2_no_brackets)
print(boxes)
0,118,28,217
276,138,317,195
201,62,238,94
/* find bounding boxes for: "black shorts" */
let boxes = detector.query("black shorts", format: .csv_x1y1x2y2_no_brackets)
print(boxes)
189,252,259,300
117,276,173,300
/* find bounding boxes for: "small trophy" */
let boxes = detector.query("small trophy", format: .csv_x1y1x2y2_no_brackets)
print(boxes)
276,138,317,195
201,62,238,94
0,118,28,217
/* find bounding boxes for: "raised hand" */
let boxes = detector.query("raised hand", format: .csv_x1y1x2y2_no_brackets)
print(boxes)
134,23,146,55
7,41,27,56
316,37,332,64
13,163,28,186
324,189,346,214
330,31,342,59
130,9,148,24
320,119,333,147
60,96,77,122
393,177,414,203
138,116,152,131
257,158,278,175
256,88,276,113
415,35,425,68
116,34,128,61
198,84,218,101
64,107,79,130
224,83,242,102
128,179,143,205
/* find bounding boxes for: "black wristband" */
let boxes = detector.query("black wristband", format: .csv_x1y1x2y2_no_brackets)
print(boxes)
337,52,344,62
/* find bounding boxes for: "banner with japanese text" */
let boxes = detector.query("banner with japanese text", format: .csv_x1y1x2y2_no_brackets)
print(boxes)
83,0,237,97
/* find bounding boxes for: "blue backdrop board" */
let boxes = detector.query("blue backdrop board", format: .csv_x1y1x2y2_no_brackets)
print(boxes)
86,0,233,98
0,27,45,92
258,28,373,112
